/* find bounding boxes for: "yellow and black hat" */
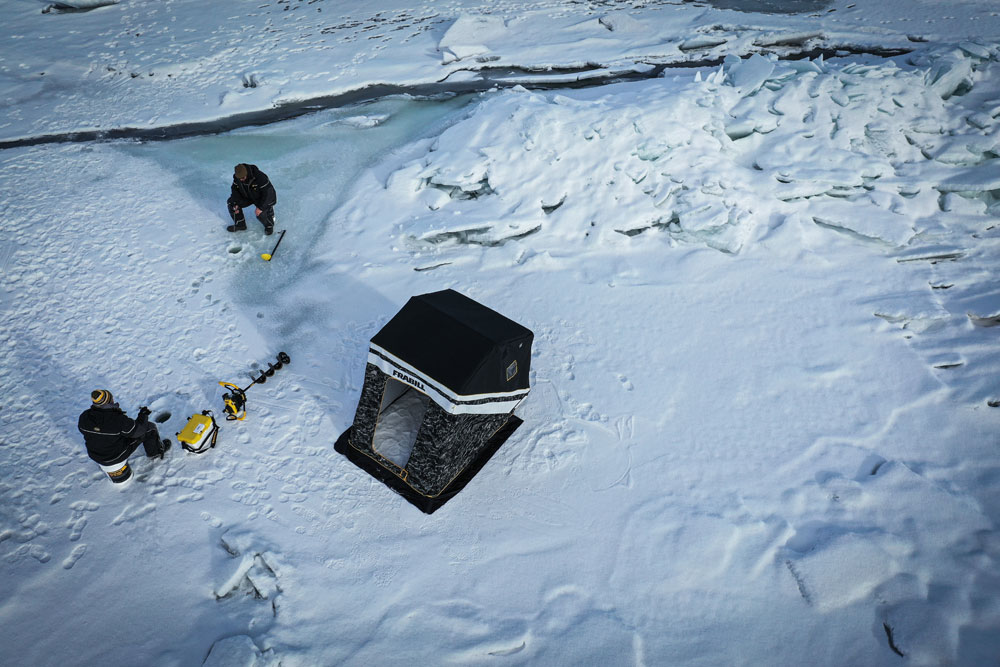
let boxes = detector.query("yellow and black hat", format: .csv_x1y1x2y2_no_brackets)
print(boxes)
91,389,114,406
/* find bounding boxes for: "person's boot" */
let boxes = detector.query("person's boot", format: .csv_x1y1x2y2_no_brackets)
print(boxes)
259,209,275,235
160,439,171,459
227,222,247,232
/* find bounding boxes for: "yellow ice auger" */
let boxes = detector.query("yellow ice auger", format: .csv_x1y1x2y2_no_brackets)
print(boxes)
219,351,291,421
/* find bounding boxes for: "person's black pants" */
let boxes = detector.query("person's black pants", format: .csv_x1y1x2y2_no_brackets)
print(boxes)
228,196,274,230
131,422,166,458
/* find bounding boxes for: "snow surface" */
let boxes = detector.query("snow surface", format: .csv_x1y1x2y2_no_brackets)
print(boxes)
2,1,1000,666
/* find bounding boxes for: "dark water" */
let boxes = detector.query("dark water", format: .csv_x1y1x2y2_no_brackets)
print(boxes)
699,0,832,13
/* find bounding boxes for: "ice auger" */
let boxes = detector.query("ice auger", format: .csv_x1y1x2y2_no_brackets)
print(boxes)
219,351,291,421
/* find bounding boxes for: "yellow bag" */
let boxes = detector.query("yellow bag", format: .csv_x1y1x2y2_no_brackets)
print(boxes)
176,411,219,454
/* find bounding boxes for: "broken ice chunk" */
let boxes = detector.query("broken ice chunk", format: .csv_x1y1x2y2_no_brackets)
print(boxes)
246,555,279,600
811,199,915,246
726,53,776,97
923,135,996,165
441,45,490,65
214,554,255,599
925,53,974,99
598,13,649,33
333,114,390,129
957,41,993,60
419,188,451,211
680,35,728,51
203,635,263,667
935,160,1000,193
438,14,507,64
727,96,779,137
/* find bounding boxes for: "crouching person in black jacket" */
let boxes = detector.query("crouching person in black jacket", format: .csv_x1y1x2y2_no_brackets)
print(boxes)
78,389,171,486
227,163,277,235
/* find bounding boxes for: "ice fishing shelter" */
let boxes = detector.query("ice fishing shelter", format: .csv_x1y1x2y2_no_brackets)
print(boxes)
335,289,533,513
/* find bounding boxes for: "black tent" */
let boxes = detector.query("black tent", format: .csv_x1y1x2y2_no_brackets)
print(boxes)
334,289,533,513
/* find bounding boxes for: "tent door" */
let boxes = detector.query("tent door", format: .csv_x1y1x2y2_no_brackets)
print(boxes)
372,378,430,469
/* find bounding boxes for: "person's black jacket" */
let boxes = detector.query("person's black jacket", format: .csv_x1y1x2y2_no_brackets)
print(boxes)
78,405,142,465
230,164,277,209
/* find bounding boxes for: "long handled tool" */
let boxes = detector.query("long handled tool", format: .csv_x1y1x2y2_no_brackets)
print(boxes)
261,229,286,262
219,351,291,421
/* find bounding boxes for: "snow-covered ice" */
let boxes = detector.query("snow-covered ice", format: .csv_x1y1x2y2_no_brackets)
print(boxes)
1,1,999,666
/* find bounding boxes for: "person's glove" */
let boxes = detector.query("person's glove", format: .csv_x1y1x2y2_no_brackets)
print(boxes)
136,406,151,424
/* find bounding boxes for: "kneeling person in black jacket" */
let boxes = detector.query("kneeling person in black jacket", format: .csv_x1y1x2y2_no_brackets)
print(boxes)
227,163,277,235
78,390,170,484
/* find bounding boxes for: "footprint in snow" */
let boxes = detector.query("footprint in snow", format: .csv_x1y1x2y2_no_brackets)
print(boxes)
62,544,87,570
6,544,51,564
111,502,156,526
67,516,87,542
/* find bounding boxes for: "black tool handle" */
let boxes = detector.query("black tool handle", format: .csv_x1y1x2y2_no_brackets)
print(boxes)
267,229,286,257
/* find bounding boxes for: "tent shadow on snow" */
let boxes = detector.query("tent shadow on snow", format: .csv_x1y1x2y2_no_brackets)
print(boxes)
335,289,533,513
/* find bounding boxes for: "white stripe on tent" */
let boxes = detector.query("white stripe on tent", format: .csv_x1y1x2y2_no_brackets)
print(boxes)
368,345,528,415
